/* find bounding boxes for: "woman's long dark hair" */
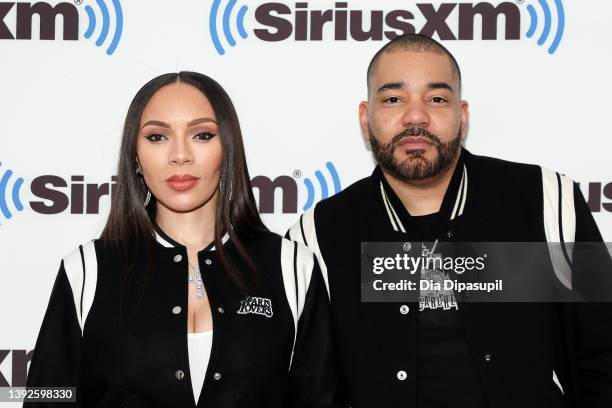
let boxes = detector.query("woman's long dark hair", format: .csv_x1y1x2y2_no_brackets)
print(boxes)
101,71,268,306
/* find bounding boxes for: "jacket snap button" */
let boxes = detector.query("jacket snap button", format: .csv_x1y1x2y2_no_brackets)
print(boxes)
175,370,185,380
217,307,224,314
205,259,212,266
396,370,407,381
172,306,182,315
213,372,222,381
400,305,410,315
173,254,182,262
484,353,494,363
446,230,454,239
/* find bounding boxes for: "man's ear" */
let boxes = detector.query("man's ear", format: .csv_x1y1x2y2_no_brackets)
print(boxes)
359,101,370,145
459,100,469,142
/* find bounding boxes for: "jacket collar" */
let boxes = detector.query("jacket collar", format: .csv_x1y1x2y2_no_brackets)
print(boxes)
152,219,230,251
375,147,470,233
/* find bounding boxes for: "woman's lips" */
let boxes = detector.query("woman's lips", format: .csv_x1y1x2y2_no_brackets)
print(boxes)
166,175,199,192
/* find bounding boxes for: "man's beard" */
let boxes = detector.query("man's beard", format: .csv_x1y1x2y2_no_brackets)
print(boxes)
369,125,462,181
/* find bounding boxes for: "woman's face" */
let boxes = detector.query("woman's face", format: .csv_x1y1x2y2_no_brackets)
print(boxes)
136,82,223,213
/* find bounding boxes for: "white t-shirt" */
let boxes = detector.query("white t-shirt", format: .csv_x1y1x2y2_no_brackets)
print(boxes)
187,330,213,404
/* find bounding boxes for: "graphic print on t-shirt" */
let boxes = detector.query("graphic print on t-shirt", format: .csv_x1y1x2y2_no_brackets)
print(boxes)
419,243,458,311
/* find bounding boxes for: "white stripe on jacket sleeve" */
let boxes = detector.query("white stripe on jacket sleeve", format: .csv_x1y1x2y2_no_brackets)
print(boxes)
541,167,576,289
280,238,315,370
62,240,98,334
286,207,330,298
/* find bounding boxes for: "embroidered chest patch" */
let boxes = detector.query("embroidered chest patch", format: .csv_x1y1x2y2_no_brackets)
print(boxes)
237,296,273,318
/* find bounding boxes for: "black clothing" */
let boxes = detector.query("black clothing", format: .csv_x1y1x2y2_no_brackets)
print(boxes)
25,226,343,408
409,212,488,408
287,148,612,408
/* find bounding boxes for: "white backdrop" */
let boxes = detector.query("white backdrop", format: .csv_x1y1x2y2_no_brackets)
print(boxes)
1,0,610,400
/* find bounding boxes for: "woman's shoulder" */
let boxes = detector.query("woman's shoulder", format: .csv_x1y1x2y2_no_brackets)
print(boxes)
60,239,98,267
59,238,125,275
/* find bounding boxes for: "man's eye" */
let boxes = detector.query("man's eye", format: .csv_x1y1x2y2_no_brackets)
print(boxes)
145,134,166,142
194,132,217,141
384,97,401,104
431,96,447,104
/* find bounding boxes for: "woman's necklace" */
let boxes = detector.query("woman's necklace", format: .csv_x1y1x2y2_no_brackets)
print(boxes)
188,262,206,299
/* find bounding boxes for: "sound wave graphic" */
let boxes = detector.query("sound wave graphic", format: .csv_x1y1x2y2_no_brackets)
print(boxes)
303,162,341,211
526,0,565,54
210,0,248,55
84,0,124,56
0,162,25,222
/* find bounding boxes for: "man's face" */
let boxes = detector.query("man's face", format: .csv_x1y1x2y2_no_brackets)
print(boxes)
360,50,468,181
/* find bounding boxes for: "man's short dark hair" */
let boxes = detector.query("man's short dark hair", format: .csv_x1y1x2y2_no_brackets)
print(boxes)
367,34,462,96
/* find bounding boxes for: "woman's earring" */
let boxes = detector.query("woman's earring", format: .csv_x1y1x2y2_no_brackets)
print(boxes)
136,162,151,206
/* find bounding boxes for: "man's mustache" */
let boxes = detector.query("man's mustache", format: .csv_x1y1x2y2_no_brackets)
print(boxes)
390,127,442,147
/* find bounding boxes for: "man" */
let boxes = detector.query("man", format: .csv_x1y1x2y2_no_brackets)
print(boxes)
287,34,612,407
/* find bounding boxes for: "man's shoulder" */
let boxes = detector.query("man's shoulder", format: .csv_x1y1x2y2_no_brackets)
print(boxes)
467,150,581,217
469,151,542,181
467,150,550,199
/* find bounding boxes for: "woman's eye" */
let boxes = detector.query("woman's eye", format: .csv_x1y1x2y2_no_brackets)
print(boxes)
194,132,217,141
145,134,166,142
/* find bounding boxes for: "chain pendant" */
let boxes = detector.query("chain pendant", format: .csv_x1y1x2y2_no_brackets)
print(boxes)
188,266,206,299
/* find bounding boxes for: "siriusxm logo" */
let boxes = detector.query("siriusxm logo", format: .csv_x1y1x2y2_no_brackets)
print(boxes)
525,0,564,54
82,0,123,55
0,349,32,387
252,161,341,213
0,161,24,220
583,182,612,213
0,161,341,223
302,161,341,211
0,0,123,55
210,0,249,55
209,0,565,55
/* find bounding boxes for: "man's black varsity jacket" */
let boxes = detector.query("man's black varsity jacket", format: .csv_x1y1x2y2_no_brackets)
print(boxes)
287,147,612,408
25,224,344,408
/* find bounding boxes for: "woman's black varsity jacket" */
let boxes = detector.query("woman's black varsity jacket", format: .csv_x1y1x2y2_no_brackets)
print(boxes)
24,224,344,408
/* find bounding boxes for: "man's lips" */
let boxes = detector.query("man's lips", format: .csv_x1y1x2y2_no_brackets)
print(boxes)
398,137,433,150
166,175,199,191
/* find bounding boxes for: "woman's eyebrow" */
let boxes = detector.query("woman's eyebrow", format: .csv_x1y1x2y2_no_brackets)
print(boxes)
187,117,217,127
141,120,170,129
140,117,217,130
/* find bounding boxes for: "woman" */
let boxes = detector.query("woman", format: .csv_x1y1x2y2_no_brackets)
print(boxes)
24,72,343,408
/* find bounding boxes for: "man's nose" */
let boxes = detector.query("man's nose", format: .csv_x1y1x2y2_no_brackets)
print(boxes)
401,101,431,128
